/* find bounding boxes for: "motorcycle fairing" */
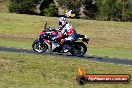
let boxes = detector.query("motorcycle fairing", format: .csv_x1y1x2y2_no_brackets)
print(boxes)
44,40,52,51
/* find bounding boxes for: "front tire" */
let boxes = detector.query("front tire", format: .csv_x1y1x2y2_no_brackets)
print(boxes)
32,40,48,53
70,42,87,57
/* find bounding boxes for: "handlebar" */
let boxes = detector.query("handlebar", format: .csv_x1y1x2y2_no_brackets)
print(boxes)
43,22,61,32
43,22,50,32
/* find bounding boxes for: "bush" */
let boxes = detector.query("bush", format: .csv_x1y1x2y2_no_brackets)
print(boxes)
96,0,132,22
42,3,58,17
82,0,98,19
96,0,122,21
39,0,53,14
123,12,132,21
8,0,40,14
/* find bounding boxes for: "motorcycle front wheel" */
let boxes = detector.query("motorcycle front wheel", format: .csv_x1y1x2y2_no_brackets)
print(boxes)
32,40,48,53
70,42,87,57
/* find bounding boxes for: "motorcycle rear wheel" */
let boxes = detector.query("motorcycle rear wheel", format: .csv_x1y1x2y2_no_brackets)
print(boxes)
70,42,87,57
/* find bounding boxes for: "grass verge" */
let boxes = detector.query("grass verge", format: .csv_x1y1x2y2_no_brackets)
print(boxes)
0,51,132,88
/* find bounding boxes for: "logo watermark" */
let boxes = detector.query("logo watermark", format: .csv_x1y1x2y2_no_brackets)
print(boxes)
76,66,131,85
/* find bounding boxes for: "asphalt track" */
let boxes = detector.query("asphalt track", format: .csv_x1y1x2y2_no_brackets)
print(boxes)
0,47,132,66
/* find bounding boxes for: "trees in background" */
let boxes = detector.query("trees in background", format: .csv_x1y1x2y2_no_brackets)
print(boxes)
121,0,132,21
42,3,58,16
56,0,132,21
39,0,58,16
8,0,132,21
56,0,81,17
96,0,122,21
8,0,40,14
81,0,98,19
8,0,58,16
39,0,53,12
96,0,132,21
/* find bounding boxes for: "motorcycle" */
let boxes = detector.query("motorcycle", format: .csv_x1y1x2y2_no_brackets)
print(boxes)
32,23,89,57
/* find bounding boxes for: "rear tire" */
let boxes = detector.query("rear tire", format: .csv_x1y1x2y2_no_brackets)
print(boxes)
32,40,48,53
70,42,87,57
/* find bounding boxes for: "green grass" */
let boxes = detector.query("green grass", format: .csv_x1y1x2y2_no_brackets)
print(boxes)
0,51,132,88
0,13,132,59
89,48,132,59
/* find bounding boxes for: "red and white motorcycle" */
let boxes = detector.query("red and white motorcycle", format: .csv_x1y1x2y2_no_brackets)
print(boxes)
32,23,89,57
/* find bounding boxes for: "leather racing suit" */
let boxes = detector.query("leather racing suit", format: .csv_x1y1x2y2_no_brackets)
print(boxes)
55,23,77,44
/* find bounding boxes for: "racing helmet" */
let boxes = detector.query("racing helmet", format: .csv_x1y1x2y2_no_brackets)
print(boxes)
59,17,67,27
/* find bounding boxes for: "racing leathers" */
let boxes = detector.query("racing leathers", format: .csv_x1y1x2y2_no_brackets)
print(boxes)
55,23,77,44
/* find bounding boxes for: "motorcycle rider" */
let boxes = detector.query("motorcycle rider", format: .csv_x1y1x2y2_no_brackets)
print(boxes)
54,17,77,44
